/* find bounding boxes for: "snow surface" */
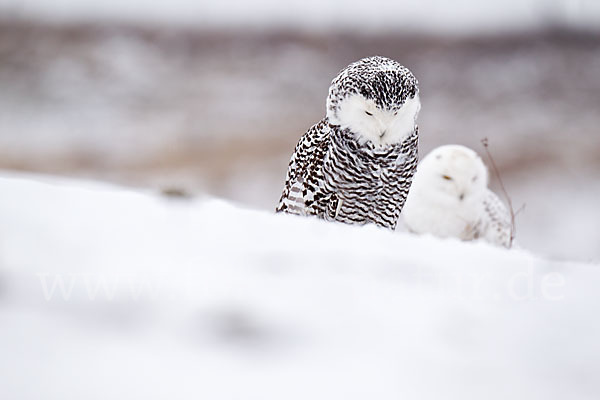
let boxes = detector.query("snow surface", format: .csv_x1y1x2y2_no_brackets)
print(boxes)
0,172,599,399
1,0,600,33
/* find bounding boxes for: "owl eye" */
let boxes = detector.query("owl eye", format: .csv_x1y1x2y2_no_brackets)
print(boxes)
442,175,452,180
365,111,373,116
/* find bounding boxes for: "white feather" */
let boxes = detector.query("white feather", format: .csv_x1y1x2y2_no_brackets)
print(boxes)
328,94,420,147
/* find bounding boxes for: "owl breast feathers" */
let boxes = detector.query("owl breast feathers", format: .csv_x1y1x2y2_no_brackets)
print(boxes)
276,56,421,230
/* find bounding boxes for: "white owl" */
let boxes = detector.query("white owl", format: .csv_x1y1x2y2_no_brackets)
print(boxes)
401,145,512,248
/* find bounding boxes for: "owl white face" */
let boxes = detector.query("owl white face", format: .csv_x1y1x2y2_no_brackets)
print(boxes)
415,145,488,203
328,94,421,147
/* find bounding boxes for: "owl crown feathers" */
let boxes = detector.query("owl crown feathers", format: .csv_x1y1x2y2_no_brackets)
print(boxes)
326,56,419,120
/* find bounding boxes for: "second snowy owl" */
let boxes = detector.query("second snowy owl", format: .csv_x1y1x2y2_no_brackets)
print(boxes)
401,145,512,248
276,56,421,229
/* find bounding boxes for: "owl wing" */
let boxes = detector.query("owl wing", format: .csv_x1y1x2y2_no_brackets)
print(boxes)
479,189,512,248
396,127,419,211
276,119,331,217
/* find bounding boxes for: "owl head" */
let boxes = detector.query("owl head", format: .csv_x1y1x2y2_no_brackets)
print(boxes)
326,56,420,147
411,145,488,204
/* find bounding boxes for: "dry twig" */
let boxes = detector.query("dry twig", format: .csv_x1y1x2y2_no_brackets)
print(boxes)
481,138,522,248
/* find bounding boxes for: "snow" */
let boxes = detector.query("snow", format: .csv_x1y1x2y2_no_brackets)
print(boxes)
1,0,600,33
1,172,599,399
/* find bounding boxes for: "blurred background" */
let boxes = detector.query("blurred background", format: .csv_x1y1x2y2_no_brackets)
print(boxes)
0,0,599,262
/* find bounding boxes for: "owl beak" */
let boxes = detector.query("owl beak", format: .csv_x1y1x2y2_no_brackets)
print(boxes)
379,130,387,138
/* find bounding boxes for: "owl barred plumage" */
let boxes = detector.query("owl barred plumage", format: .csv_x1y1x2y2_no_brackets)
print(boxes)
481,189,512,247
276,56,421,229
401,145,512,248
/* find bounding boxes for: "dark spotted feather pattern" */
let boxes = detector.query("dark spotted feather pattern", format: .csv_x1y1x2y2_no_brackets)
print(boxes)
276,118,418,230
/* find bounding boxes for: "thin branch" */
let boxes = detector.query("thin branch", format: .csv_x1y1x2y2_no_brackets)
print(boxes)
514,203,526,217
481,138,518,248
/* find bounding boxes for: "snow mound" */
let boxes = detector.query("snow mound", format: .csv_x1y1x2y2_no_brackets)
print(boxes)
0,172,598,400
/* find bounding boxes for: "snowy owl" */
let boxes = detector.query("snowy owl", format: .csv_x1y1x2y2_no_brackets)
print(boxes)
276,56,421,229
401,145,512,248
